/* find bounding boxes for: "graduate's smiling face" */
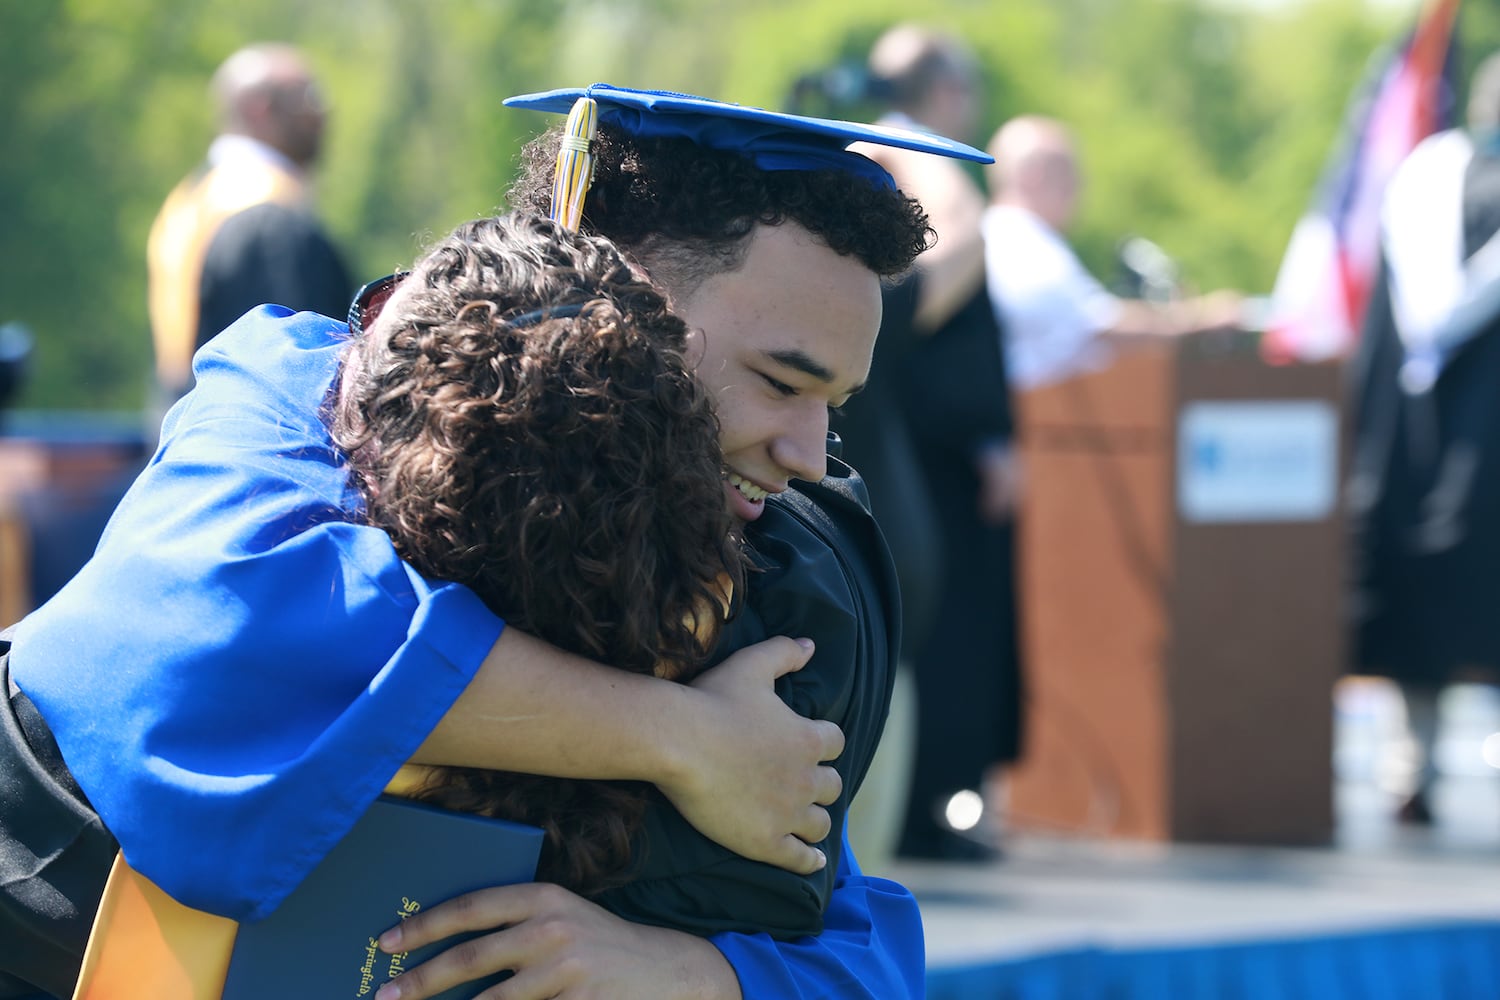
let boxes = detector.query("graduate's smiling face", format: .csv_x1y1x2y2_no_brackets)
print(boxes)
675,222,881,523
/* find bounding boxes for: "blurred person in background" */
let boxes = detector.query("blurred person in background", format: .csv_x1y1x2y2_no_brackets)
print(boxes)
848,22,1024,862
147,42,352,406
983,115,1244,392
1349,51,1500,826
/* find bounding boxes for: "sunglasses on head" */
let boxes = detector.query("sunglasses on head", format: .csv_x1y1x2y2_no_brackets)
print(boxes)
347,271,588,335
346,272,408,336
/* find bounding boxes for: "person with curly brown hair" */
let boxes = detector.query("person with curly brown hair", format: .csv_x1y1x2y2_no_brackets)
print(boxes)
6,85,989,1000
333,212,747,900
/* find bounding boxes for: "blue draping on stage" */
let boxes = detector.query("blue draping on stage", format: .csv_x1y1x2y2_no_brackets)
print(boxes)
926,920,1500,1000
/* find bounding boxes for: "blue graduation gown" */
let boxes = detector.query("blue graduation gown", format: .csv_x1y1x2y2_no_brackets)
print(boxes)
9,306,924,997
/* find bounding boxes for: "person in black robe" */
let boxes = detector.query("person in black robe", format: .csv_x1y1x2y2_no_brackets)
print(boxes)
850,23,1025,861
1349,53,1500,824
891,283,1023,859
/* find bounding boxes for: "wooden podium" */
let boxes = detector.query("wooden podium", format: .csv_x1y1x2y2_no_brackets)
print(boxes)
1007,335,1345,846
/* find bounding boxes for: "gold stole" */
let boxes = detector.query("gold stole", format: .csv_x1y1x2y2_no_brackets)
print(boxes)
146,158,307,391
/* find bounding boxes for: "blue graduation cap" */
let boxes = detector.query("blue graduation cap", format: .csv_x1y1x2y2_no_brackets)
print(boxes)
503,83,992,194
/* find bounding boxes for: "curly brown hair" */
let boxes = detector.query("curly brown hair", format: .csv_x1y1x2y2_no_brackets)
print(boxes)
332,213,746,895
507,123,934,296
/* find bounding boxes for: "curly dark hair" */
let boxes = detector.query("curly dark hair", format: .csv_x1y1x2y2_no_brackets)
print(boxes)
508,123,934,295
332,213,746,895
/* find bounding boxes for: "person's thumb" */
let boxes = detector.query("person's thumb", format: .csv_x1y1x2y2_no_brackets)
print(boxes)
765,636,816,680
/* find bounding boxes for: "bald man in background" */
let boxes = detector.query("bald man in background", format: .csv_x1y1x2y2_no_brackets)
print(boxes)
983,115,1242,391
147,43,352,404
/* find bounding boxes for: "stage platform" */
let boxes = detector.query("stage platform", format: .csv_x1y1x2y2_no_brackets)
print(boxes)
896,681,1500,999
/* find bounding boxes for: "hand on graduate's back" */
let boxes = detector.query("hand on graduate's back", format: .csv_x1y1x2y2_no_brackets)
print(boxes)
374,882,738,1000
669,635,845,875
414,628,840,874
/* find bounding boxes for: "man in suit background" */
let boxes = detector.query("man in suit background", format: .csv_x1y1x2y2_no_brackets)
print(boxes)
147,42,352,405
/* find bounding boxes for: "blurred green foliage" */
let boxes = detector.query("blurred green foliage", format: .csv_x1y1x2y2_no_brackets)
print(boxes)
1,0,1495,411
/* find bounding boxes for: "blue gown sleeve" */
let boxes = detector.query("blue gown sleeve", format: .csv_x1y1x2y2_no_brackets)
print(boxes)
9,307,504,922
710,828,925,1000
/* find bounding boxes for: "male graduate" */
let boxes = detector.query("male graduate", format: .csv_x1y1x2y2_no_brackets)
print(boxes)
5,85,989,999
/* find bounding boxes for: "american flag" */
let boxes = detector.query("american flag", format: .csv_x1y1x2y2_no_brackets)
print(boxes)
1261,0,1462,363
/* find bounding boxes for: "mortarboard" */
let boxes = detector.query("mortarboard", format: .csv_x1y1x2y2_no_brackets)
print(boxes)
353,84,985,325
503,82,992,196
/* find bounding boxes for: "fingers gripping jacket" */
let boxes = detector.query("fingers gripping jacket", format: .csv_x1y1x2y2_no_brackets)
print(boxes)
550,97,598,234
